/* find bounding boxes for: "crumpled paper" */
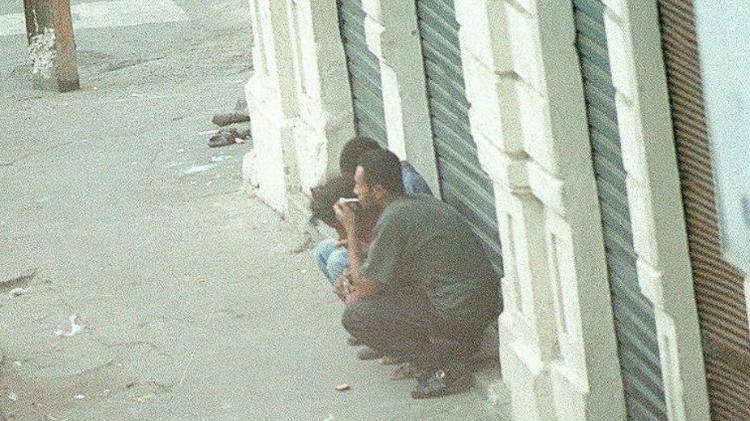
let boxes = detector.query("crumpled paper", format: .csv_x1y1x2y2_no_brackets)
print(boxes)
55,313,84,337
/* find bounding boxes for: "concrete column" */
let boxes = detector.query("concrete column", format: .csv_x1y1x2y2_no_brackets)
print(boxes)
243,0,300,214
283,0,357,192
603,1,710,419
23,0,79,92
455,0,627,419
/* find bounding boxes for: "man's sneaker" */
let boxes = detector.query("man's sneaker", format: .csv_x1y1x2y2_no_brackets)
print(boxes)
410,366,471,399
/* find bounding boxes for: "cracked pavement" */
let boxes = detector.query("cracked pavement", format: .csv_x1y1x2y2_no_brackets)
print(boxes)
0,1,500,420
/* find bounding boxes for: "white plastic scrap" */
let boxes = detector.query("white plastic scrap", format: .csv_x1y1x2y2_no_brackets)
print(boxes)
182,164,212,175
55,313,84,337
73,394,85,400
209,155,229,163
323,415,335,421
8,393,17,401
8,287,29,298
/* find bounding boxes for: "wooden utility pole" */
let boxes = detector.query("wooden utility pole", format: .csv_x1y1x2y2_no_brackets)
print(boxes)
23,0,79,92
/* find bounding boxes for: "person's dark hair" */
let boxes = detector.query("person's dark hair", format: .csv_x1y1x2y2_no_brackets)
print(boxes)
339,136,381,175
357,149,404,195
309,174,356,227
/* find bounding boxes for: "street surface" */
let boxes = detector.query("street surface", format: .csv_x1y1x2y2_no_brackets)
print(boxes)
0,1,503,419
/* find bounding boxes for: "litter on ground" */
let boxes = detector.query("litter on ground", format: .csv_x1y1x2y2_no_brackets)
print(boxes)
55,313,84,337
8,287,29,298
209,155,229,163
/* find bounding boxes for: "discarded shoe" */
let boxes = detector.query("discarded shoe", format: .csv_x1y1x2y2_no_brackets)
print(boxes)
208,128,238,147
208,127,251,148
410,366,471,399
356,347,382,361
211,111,250,127
390,363,417,380
238,128,252,139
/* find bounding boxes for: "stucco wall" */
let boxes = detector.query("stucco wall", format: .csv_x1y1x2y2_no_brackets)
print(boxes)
454,1,628,419
243,0,710,419
602,1,710,419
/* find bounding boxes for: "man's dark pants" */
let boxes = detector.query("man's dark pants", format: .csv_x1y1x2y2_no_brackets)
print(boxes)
341,291,489,371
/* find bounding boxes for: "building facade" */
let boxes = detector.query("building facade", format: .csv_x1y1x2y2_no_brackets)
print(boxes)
242,0,748,419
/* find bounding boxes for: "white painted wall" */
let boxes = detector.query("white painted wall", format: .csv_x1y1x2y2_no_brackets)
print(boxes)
244,0,297,213
453,0,627,419
285,0,356,193
693,0,750,276
243,0,711,419
244,0,357,213
603,1,710,419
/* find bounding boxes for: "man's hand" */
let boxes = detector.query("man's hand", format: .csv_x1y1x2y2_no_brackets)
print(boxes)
334,275,352,300
335,238,348,248
333,201,358,235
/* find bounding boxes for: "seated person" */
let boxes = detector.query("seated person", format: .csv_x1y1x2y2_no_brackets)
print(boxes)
314,135,432,284
333,149,500,399
309,174,377,286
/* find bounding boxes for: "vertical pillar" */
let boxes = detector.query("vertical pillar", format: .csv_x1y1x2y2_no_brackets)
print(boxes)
24,0,79,92
454,0,628,419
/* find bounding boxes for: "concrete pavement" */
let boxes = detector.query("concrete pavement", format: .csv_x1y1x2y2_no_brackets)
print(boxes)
0,1,506,419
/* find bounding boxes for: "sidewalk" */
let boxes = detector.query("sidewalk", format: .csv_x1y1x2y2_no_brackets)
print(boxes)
0,1,507,419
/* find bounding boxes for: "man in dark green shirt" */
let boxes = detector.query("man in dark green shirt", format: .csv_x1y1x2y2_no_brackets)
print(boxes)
333,149,500,399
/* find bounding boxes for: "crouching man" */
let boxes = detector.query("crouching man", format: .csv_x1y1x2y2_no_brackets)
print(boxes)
333,149,500,399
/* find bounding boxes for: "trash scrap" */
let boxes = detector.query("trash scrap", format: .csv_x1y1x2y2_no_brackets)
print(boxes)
209,156,230,163
211,97,250,127
55,313,84,337
8,393,17,401
73,394,85,400
323,415,335,421
182,164,212,176
208,127,252,148
335,384,350,392
8,287,29,298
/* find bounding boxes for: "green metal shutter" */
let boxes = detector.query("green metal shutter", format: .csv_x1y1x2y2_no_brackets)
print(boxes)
415,0,503,278
572,1,668,419
337,0,387,145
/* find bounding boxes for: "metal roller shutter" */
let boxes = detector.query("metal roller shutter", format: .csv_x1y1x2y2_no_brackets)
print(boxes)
415,0,503,279
337,0,387,145
572,0,668,419
657,1,750,418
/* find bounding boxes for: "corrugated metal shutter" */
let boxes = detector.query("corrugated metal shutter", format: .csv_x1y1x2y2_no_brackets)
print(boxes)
657,1,750,419
337,0,387,145
572,1,668,419
415,0,503,279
